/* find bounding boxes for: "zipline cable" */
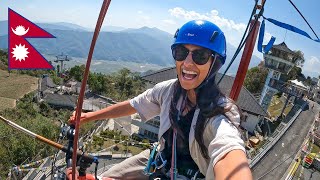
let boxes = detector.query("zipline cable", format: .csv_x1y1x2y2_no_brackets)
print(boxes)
288,0,319,39
218,0,262,84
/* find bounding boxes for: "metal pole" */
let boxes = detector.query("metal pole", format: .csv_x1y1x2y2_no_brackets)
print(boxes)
229,19,261,101
0,115,64,149
71,1,112,178
229,0,267,101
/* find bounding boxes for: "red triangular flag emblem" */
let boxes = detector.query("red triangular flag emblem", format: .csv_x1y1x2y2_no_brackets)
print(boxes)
8,8,55,69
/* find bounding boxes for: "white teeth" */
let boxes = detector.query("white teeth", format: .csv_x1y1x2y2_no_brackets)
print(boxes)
182,69,197,75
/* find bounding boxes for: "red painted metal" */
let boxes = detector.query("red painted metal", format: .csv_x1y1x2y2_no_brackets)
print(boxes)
229,19,261,101
72,0,112,179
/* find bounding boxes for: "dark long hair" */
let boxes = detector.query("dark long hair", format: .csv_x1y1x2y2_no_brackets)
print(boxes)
169,78,243,159
168,81,187,141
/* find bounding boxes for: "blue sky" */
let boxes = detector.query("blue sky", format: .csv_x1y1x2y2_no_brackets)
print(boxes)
1,0,319,78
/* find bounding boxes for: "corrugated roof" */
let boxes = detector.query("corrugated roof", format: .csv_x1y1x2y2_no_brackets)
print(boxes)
44,93,77,108
142,67,267,116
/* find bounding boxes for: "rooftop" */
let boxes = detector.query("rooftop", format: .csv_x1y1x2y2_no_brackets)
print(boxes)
272,42,295,54
289,79,309,90
40,76,57,92
43,93,77,109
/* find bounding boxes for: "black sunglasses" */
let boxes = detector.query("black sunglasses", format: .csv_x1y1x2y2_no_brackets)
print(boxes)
172,45,214,65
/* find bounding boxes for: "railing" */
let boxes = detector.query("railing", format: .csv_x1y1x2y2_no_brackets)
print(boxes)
21,120,109,179
249,101,307,168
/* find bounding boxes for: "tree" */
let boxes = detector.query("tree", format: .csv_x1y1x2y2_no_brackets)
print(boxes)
279,50,306,83
0,49,8,70
292,50,305,67
114,68,134,100
69,65,85,82
244,66,268,94
0,91,64,177
131,72,146,95
112,68,146,101
88,72,111,94
305,76,313,86
281,66,305,82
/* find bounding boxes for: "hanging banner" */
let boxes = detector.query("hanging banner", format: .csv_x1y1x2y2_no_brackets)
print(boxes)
265,17,320,43
257,19,276,53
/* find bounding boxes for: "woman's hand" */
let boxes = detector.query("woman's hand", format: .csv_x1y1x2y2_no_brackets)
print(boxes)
68,100,137,125
66,167,115,180
214,149,252,180
68,111,91,125
66,167,79,179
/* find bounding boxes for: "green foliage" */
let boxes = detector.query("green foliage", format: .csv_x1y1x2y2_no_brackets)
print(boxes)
69,65,85,82
292,50,305,66
244,66,268,94
281,66,305,82
114,68,134,100
51,71,62,85
11,69,56,78
0,92,72,178
92,135,104,149
88,72,114,94
141,139,150,149
79,121,95,138
101,129,117,139
68,67,146,101
112,68,145,101
305,76,313,86
0,49,8,70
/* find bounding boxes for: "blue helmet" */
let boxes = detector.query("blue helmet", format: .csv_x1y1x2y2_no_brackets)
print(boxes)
171,20,226,64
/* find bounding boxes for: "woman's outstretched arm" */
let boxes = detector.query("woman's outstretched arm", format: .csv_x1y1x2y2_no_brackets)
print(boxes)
214,149,253,180
69,100,137,125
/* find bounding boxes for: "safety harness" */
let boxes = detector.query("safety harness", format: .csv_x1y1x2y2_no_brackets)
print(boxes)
144,96,205,180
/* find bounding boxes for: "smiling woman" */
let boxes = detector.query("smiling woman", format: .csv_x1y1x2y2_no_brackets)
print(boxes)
68,19,252,180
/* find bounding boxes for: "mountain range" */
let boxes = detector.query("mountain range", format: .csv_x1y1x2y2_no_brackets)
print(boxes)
0,20,262,75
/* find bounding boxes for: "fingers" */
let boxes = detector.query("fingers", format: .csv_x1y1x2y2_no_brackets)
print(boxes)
68,111,77,124
68,111,87,125
69,111,82,125
66,167,79,179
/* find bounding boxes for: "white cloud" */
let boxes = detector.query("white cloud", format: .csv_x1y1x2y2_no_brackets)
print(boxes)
168,7,246,32
138,11,143,14
303,56,320,77
167,7,250,47
209,10,219,16
167,7,272,58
